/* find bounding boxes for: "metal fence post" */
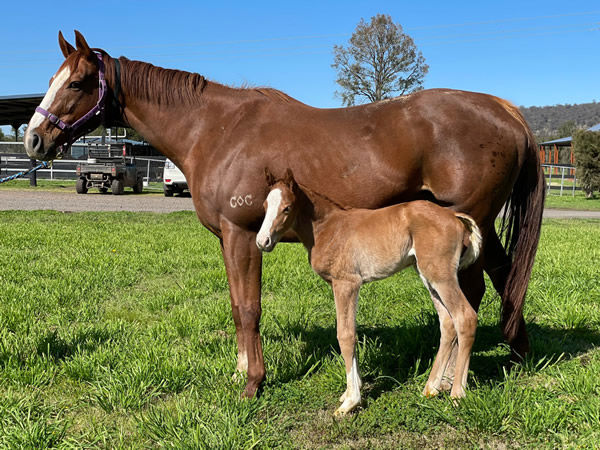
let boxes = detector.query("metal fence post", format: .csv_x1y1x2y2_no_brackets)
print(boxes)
29,159,37,187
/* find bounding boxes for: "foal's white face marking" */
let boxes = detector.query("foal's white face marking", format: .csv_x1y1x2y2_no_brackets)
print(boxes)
26,67,71,133
256,188,282,251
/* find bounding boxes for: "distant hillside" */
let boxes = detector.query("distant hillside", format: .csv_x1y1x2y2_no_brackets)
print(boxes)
520,102,600,140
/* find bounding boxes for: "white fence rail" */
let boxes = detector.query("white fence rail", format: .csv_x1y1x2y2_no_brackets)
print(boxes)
542,164,576,197
0,156,166,182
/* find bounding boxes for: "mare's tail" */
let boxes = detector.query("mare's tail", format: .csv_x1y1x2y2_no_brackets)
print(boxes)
455,213,483,270
499,123,546,349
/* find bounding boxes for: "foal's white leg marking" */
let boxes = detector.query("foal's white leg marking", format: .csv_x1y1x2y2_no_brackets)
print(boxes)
333,280,362,416
256,188,282,248
337,355,362,414
26,67,71,132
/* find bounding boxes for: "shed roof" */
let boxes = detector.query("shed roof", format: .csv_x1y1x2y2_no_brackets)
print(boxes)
0,93,44,126
540,123,600,145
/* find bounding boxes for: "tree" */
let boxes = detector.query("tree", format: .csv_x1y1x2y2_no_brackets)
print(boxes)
556,120,577,138
573,130,600,198
332,14,429,106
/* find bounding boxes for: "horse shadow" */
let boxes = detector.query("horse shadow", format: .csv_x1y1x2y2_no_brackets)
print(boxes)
275,314,600,402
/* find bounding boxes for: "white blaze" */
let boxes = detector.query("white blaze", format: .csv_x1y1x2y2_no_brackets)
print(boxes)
26,67,71,133
256,188,282,249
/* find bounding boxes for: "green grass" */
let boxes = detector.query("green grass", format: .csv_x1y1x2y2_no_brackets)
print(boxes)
0,212,599,447
545,190,600,211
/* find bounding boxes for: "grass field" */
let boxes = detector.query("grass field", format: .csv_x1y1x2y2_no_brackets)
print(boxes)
0,212,599,448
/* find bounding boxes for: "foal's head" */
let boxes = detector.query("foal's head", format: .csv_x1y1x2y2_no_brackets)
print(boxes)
256,169,299,252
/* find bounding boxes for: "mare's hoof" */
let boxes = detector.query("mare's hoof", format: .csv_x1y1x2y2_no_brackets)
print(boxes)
232,370,246,382
241,383,260,399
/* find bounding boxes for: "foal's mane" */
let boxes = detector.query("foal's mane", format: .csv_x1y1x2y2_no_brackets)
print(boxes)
296,181,352,212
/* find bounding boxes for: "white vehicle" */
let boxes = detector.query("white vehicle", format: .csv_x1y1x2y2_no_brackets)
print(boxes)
163,159,189,196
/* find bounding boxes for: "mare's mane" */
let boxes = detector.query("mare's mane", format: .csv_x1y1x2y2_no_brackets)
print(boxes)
98,51,296,107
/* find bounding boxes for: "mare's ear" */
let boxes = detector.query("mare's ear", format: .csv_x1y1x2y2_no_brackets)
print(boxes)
283,168,295,186
74,30,93,58
264,168,276,186
58,31,75,58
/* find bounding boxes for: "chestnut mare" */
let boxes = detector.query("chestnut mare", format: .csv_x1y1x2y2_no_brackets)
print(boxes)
256,169,483,414
24,31,544,399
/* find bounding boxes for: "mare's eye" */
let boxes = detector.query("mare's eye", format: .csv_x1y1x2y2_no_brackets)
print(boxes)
68,81,82,90
283,206,290,214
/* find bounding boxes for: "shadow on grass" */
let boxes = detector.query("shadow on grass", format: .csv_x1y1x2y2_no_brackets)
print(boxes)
271,315,600,402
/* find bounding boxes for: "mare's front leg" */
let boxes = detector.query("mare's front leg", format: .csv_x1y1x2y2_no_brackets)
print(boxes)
332,279,362,415
220,219,265,398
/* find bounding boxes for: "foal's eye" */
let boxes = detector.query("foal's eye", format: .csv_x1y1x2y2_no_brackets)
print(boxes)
282,206,290,214
68,81,82,91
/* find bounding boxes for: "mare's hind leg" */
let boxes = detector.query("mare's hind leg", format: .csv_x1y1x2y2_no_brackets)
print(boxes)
484,230,530,359
422,289,457,397
332,279,362,415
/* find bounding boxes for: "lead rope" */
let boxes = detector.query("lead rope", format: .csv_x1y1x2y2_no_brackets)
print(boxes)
0,161,50,184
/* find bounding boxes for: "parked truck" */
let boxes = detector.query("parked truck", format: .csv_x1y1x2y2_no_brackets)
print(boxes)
76,143,143,195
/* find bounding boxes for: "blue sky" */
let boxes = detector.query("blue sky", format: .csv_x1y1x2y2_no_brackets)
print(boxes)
1,0,599,114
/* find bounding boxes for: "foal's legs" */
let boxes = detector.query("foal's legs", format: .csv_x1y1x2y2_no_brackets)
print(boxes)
220,219,265,398
438,261,485,392
332,279,362,415
417,253,478,398
422,290,457,397
432,278,478,398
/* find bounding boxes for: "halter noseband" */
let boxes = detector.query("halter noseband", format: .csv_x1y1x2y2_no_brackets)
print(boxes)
35,52,108,155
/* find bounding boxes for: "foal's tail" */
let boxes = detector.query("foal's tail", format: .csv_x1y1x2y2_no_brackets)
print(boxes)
455,213,483,270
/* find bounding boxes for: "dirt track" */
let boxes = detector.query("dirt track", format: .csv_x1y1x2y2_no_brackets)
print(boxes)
0,189,599,218
0,189,194,213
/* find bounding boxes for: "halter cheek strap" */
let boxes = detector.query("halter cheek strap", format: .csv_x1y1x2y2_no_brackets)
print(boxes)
35,52,108,150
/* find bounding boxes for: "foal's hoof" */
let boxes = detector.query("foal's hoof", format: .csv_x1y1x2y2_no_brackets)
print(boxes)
334,396,361,416
422,385,440,398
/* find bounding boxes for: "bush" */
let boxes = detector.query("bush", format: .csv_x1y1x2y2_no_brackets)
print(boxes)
573,130,600,198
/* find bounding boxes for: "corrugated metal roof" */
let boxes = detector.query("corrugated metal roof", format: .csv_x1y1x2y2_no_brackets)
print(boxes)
540,123,600,145
0,93,44,126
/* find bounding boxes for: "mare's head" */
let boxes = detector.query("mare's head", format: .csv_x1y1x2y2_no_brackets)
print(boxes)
256,168,300,252
24,31,107,160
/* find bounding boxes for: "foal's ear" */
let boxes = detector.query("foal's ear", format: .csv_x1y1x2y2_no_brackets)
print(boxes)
58,31,75,58
283,168,295,186
264,168,276,186
74,30,93,58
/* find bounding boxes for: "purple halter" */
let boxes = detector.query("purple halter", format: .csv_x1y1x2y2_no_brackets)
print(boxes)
35,52,108,152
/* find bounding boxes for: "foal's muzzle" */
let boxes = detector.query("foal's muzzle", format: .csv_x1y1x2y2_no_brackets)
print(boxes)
256,235,274,252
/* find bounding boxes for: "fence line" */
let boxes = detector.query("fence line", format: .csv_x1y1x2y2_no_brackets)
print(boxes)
0,156,166,182
542,164,576,197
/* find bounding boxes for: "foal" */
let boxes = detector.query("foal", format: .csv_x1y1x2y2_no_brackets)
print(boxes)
256,169,482,415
